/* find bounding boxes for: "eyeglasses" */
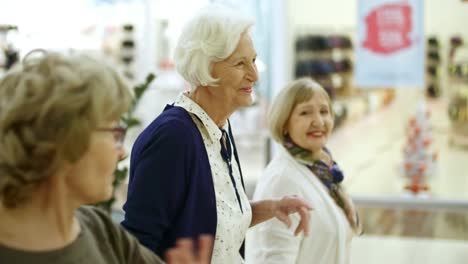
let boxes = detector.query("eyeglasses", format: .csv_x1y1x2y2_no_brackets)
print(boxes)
96,126,127,146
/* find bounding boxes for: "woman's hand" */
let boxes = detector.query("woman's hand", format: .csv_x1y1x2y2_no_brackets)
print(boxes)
165,235,213,264
273,195,313,236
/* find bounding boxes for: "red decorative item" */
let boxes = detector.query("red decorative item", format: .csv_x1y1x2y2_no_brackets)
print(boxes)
402,102,437,195
362,2,413,54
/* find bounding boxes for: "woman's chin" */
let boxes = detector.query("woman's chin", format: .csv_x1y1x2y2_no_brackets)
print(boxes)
238,97,253,108
304,142,326,153
87,187,114,206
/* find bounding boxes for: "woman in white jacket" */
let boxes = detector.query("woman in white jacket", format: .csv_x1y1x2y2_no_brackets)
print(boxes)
247,77,362,264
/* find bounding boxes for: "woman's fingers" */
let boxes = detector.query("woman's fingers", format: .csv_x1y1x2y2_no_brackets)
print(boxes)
294,206,311,236
288,195,313,210
276,210,292,228
166,238,196,264
274,196,313,236
165,248,181,264
165,236,213,264
176,239,193,263
197,235,214,263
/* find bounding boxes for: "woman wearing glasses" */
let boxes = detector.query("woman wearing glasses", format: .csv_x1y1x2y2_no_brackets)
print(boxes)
0,51,211,263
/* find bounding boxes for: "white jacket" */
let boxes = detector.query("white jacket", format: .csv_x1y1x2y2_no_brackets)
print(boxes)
246,146,353,264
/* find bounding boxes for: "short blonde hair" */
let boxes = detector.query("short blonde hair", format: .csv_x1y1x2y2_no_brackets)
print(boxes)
174,3,254,88
0,51,132,208
268,77,333,144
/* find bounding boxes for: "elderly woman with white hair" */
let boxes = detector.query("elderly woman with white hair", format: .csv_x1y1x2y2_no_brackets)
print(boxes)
0,51,212,264
121,4,312,263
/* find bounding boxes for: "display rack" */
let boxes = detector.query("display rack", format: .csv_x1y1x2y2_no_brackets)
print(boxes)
294,33,354,99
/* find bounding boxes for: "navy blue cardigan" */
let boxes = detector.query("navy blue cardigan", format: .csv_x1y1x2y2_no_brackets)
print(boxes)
121,105,217,258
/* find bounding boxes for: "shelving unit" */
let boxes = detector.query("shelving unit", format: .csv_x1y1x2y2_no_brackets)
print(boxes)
294,33,354,99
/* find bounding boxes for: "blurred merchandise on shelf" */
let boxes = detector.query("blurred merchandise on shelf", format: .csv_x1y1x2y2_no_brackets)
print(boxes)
448,46,468,147
449,36,464,63
120,23,136,80
0,24,20,78
332,100,348,129
426,36,441,98
294,33,354,99
402,102,438,194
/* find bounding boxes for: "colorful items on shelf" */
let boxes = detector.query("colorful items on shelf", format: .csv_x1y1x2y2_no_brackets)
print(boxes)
449,36,464,63
448,86,468,124
447,86,468,146
294,34,354,99
403,102,438,194
447,46,468,146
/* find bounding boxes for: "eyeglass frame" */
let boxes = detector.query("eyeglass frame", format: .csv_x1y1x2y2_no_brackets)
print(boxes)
95,126,127,146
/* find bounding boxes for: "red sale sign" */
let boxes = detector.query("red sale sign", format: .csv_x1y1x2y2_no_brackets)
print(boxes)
356,0,424,87
362,2,413,54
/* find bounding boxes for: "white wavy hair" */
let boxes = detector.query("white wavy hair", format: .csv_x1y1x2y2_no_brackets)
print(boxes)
174,3,254,89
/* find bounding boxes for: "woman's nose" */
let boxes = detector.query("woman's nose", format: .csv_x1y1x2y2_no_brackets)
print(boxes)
117,147,127,161
246,63,259,83
311,116,324,127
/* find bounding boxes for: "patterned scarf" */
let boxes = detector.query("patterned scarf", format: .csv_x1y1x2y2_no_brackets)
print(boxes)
283,136,362,235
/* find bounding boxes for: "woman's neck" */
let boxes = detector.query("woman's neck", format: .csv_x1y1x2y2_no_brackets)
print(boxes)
0,179,81,251
314,149,333,166
188,89,233,128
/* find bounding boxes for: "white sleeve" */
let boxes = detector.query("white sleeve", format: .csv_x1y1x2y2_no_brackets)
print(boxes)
247,167,305,264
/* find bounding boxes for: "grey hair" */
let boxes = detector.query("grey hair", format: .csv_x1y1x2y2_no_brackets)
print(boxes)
0,50,132,208
174,3,254,89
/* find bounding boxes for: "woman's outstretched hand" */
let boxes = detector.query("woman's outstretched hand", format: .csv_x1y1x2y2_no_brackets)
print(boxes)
273,195,313,236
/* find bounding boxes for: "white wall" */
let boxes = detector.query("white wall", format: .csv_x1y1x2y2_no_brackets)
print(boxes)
424,0,468,39
288,0,468,37
288,0,356,30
